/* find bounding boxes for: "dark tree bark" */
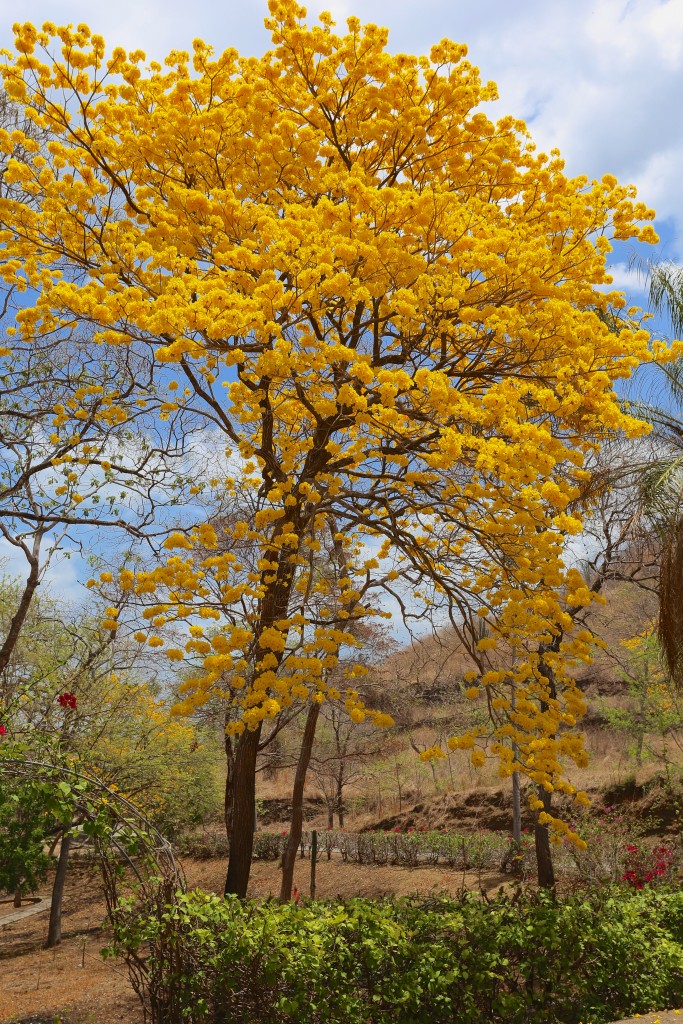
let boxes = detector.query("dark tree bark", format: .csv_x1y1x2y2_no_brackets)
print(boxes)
534,789,555,890
224,725,262,897
336,775,345,828
0,529,43,677
45,832,71,947
224,721,235,842
280,702,320,901
13,886,21,908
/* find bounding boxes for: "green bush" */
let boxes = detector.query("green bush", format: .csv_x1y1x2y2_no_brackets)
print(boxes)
0,777,56,902
252,830,286,860
175,830,229,860
110,886,683,1024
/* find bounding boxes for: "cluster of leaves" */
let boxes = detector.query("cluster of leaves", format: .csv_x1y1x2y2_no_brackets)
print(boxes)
109,886,683,1024
0,776,56,899
0,765,145,900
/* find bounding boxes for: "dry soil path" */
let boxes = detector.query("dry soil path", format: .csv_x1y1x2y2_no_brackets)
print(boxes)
0,898,48,928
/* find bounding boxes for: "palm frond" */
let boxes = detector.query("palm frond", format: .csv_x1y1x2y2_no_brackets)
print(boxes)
648,262,683,340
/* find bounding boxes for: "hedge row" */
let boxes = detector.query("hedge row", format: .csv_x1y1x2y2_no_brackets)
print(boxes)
180,826,679,884
178,827,530,871
112,886,683,1024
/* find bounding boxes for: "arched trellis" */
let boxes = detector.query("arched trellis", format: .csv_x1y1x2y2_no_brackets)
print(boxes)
1,757,185,1020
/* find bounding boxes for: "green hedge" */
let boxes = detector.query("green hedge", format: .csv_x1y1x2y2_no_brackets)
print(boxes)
111,886,683,1024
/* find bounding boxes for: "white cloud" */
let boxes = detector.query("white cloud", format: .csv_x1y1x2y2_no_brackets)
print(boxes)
0,537,85,605
600,262,648,293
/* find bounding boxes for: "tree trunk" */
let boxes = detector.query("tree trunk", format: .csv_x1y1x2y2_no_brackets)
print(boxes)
336,775,345,829
45,833,71,948
533,655,558,891
0,531,43,678
512,770,522,847
224,725,262,897
13,885,21,908
280,702,320,901
534,789,555,891
224,724,235,842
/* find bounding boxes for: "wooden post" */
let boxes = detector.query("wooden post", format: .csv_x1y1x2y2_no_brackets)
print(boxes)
310,829,317,900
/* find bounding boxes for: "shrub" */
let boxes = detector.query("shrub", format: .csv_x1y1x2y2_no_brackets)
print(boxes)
110,886,683,1024
622,842,680,889
252,830,286,860
561,806,648,884
175,830,229,860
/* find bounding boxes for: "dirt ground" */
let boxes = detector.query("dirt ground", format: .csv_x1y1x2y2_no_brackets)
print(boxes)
1,855,680,1024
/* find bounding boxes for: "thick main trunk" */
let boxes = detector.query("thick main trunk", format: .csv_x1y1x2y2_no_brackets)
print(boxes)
46,833,71,948
13,886,21,908
280,702,320,902
224,724,235,842
224,725,262,897
534,789,555,891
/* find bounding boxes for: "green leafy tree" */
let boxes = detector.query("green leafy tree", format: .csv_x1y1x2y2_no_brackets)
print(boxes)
601,630,683,779
0,776,54,906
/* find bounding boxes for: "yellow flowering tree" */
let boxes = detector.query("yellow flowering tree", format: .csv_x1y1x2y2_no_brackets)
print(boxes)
0,2,661,892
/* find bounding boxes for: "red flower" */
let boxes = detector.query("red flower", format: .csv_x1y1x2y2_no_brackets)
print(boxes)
0,724,5,736
57,692,77,710
393,826,401,833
